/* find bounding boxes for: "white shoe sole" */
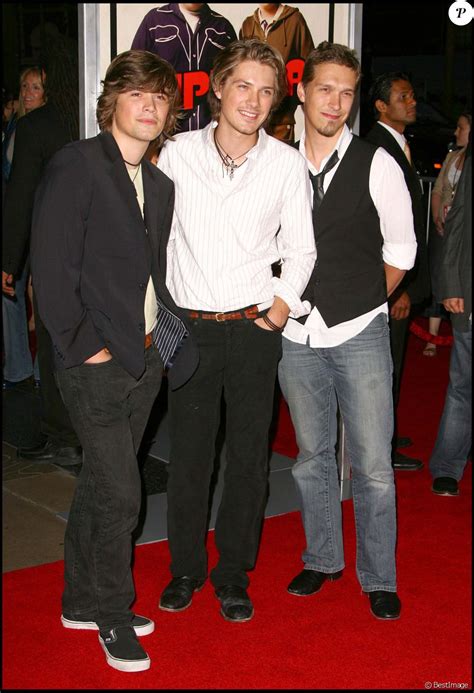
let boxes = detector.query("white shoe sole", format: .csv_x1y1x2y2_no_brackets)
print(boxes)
99,636,151,672
61,614,155,636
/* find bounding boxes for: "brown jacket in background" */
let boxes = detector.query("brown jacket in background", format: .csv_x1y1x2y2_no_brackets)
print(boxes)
240,5,314,142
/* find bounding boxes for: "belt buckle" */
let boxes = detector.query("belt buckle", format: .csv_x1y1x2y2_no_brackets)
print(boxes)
215,312,226,322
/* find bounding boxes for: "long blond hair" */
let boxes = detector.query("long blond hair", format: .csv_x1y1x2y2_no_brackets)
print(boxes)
17,66,46,118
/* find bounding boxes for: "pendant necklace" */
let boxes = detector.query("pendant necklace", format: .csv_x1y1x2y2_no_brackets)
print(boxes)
125,161,141,185
214,132,254,181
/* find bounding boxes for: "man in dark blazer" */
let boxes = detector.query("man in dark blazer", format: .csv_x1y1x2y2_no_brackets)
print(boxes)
429,135,471,496
30,50,197,673
2,96,83,464
365,72,430,471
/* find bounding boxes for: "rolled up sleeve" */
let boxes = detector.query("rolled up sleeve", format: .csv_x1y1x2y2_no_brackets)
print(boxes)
273,154,316,316
370,147,417,271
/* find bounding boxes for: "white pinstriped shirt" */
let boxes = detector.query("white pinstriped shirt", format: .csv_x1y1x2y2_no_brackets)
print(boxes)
157,122,316,314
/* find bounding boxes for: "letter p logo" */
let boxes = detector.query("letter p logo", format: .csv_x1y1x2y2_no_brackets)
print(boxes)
449,0,473,25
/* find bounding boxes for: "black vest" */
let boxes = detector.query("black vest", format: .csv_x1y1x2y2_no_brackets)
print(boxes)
300,136,386,328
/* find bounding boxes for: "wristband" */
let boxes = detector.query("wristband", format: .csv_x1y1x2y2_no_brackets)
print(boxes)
262,313,284,333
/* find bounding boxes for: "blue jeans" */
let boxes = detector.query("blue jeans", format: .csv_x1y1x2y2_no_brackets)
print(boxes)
2,262,40,382
56,346,163,630
278,313,397,592
429,324,472,481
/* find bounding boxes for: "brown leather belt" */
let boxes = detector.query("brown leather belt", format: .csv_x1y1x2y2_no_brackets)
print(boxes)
145,332,153,349
188,305,259,322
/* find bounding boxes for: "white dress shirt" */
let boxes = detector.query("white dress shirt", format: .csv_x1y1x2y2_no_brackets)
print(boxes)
157,121,316,314
283,124,417,347
378,121,426,195
378,120,409,152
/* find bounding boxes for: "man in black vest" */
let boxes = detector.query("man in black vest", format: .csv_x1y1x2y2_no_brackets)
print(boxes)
30,50,198,673
365,73,431,471
278,42,417,620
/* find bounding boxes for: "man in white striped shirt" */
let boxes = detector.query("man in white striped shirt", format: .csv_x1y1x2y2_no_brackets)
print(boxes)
157,38,315,622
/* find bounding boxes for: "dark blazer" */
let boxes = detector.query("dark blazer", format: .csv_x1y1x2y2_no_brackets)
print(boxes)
365,122,430,305
434,150,471,332
30,130,198,389
3,101,71,275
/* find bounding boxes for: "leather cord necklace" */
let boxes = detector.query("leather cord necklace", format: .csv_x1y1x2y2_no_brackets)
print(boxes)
214,132,254,181
124,159,141,184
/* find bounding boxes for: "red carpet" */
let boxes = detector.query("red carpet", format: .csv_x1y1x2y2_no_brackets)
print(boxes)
2,326,472,689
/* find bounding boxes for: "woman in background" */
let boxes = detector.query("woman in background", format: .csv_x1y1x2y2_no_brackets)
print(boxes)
2,66,46,389
423,110,471,356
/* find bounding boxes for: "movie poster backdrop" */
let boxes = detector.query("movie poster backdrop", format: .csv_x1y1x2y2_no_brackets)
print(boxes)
100,3,356,141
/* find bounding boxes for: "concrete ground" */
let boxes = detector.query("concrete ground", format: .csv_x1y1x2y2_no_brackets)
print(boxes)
2,441,76,571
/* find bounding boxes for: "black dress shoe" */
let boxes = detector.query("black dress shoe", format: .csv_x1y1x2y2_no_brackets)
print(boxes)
432,477,459,496
367,591,401,619
159,576,206,612
287,569,343,596
395,436,413,449
392,451,423,471
17,439,83,465
215,585,254,622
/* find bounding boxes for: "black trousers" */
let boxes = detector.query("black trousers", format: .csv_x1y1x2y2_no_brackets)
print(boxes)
389,314,409,407
56,346,163,630
389,314,409,441
33,293,79,446
167,316,282,589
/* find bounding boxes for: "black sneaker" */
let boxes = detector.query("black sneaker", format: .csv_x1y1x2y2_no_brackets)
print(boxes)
98,625,150,672
61,613,154,636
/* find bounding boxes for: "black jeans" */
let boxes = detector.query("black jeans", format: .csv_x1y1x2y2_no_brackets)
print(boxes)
56,346,163,630
167,316,282,589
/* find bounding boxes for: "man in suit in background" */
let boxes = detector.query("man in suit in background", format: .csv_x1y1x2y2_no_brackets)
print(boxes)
429,134,471,496
2,63,82,466
366,72,430,471
30,50,198,673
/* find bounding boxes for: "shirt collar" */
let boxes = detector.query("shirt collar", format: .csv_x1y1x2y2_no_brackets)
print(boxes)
299,124,352,175
378,121,407,151
258,5,285,30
